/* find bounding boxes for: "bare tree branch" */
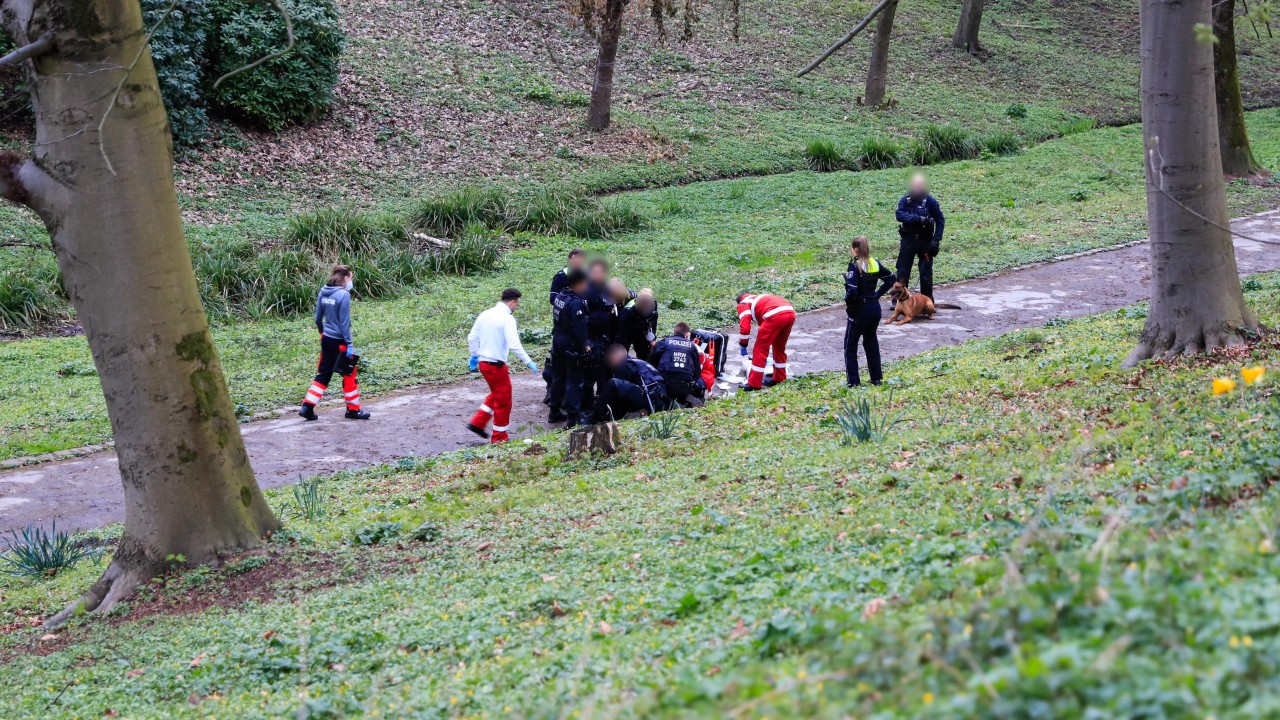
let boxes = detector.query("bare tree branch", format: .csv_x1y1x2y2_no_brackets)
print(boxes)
796,0,894,77
0,34,51,68
211,0,295,89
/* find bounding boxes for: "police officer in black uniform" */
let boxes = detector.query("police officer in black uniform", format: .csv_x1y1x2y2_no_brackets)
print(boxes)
649,322,706,407
617,290,659,362
894,174,945,300
581,259,619,413
549,269,591,425
844,236,896,387
591,344,668,422
543,248,587,402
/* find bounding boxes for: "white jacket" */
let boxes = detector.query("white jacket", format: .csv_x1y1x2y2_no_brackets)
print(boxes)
468,303,534,367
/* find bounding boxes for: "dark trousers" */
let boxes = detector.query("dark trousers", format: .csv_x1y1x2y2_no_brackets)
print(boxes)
664,377,705,405
896,241,934,299
580,339,609,413
844,304,883,386
593,378,665,422
302,335,361,410
549,347,585,419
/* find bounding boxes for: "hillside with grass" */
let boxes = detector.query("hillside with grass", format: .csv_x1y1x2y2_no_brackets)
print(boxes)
5,273,1280,717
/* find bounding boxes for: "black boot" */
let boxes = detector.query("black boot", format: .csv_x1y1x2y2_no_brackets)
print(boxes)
466,422,489,439
298,404,318,421
548,408,569,423
345,409,371,420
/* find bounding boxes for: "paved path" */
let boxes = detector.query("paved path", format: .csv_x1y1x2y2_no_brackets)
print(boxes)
3,210,1280,536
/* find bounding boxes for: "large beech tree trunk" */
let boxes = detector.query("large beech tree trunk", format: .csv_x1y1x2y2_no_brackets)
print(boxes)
1212,0,1264,177
0,0,279,626
863,0,898,107
588,0,628,130
1126,0,1258,366
952,0,985,54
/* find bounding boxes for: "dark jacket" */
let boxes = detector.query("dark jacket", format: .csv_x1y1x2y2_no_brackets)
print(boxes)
552,289,589,351
895,193,946,247
649,335,702,385
314,285,352,343
844,258,895,318
614,357,667,397
585,282,619,341
617,299,659,355
549,268,570,304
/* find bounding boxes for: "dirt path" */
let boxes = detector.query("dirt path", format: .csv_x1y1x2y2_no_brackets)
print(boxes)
4,209,1280,537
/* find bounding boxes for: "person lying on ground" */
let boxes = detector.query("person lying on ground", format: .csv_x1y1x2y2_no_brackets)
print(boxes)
590,344,668,423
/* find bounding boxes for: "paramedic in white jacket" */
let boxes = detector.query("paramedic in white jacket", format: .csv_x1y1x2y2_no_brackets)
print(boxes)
466,288,538,443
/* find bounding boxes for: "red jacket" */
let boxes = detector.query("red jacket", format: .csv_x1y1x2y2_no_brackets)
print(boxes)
737,294,795,346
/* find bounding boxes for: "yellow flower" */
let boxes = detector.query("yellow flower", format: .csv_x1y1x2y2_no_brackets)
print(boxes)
1213,378,1237,395
1244,635,1254,647
923,692,935,705
1242,366,1266,385
1229,635,1240,648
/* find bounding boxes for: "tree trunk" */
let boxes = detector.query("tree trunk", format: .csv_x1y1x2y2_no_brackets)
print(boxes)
567,421,622,459
0,0,279,626
863,0,899,107
1126,0,1259,366
588,0,628,130
952,0,985,54
1212,0,1264,177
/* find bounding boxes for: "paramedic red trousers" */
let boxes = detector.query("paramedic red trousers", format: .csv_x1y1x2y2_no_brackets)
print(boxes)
302,336,361,411
747,312,795,389
470,360,513,443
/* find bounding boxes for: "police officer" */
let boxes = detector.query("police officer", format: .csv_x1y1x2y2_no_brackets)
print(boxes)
549,248,587,304
844,236,896,387
582,258,619,411
549,269,591,425
590,344,668,422
894,174,945,300
649,322,705,407
617,289,659,361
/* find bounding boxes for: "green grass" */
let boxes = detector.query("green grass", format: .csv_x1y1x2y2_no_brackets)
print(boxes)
6,276,1280,717
2,109,1280,461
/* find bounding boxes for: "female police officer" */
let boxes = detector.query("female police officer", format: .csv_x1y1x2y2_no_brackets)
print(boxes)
844,236,896,387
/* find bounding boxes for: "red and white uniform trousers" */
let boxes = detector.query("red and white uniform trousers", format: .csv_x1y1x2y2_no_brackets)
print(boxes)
737,294,796,389
469,360,513,443
302,335,361,412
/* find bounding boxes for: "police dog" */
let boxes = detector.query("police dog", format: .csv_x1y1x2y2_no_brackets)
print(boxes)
886,283,960,325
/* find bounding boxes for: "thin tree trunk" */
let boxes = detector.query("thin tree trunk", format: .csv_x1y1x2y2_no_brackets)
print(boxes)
1212,0,1264,176
588,0,628,130
0,0,279,626
952,0,985,54
1126,0,1258,366
863,0,898,107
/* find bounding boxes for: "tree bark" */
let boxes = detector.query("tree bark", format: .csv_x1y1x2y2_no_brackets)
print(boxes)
567,421,622,459
1126,0,1258,367
952,0,985,54
1212,0,1264,177
0,0,279,626
863,0,898,107
588,0,628,131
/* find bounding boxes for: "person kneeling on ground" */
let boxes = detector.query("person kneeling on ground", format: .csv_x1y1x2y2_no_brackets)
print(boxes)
298,264,370,421
649,322,706,407
590,344,668,423
466,288,538,443
616,286,659,361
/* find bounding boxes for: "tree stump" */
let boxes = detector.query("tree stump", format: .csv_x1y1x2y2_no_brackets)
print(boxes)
567,422,622,459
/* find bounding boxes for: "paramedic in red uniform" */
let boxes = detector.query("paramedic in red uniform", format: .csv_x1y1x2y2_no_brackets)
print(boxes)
736,292,796,391
299,265,370,421
466,288,538,443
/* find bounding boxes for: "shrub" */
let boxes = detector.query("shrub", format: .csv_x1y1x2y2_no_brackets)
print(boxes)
804,139,844,172
412,185,647,240
410,186,508,238
918,123,982,163
288,477,327,520
1005,102,1028,119
353,521,402,546
982,130,1023,157
287,208,407,259
1,523,102,578
431,227,504,275
143,0,214,148
0,257,69,333
835,389,905,444
1057,116,1098,137
208,0,346,130
562,200,647,239
853,136,904,170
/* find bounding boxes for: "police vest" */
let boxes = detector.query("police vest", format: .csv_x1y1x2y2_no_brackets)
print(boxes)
657,337,699,378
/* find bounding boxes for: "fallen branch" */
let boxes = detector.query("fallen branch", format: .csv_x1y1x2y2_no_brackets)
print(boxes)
0,35,52,69
410,232,451,249
796,0,894,77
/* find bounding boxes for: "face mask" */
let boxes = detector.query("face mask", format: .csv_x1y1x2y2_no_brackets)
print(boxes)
344,280,353,291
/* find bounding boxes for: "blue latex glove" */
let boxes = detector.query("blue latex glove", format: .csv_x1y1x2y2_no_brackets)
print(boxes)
739,345,749,357
346,346,357,357
468,355,480,372
527,360,539,376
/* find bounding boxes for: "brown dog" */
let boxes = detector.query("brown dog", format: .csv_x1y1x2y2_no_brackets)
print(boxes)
885,283,961,325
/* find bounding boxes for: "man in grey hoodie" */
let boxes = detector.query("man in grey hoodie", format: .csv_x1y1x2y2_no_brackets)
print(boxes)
299,265,371,420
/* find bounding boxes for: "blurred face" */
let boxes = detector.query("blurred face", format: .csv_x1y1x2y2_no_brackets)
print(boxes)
589,263,608,285
607,348,627,368
568,254,585,270
570,280,587,295
910,175,928,197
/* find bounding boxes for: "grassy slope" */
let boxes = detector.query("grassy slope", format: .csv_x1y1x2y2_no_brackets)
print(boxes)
5,278,1280,717
4,110,1280,461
